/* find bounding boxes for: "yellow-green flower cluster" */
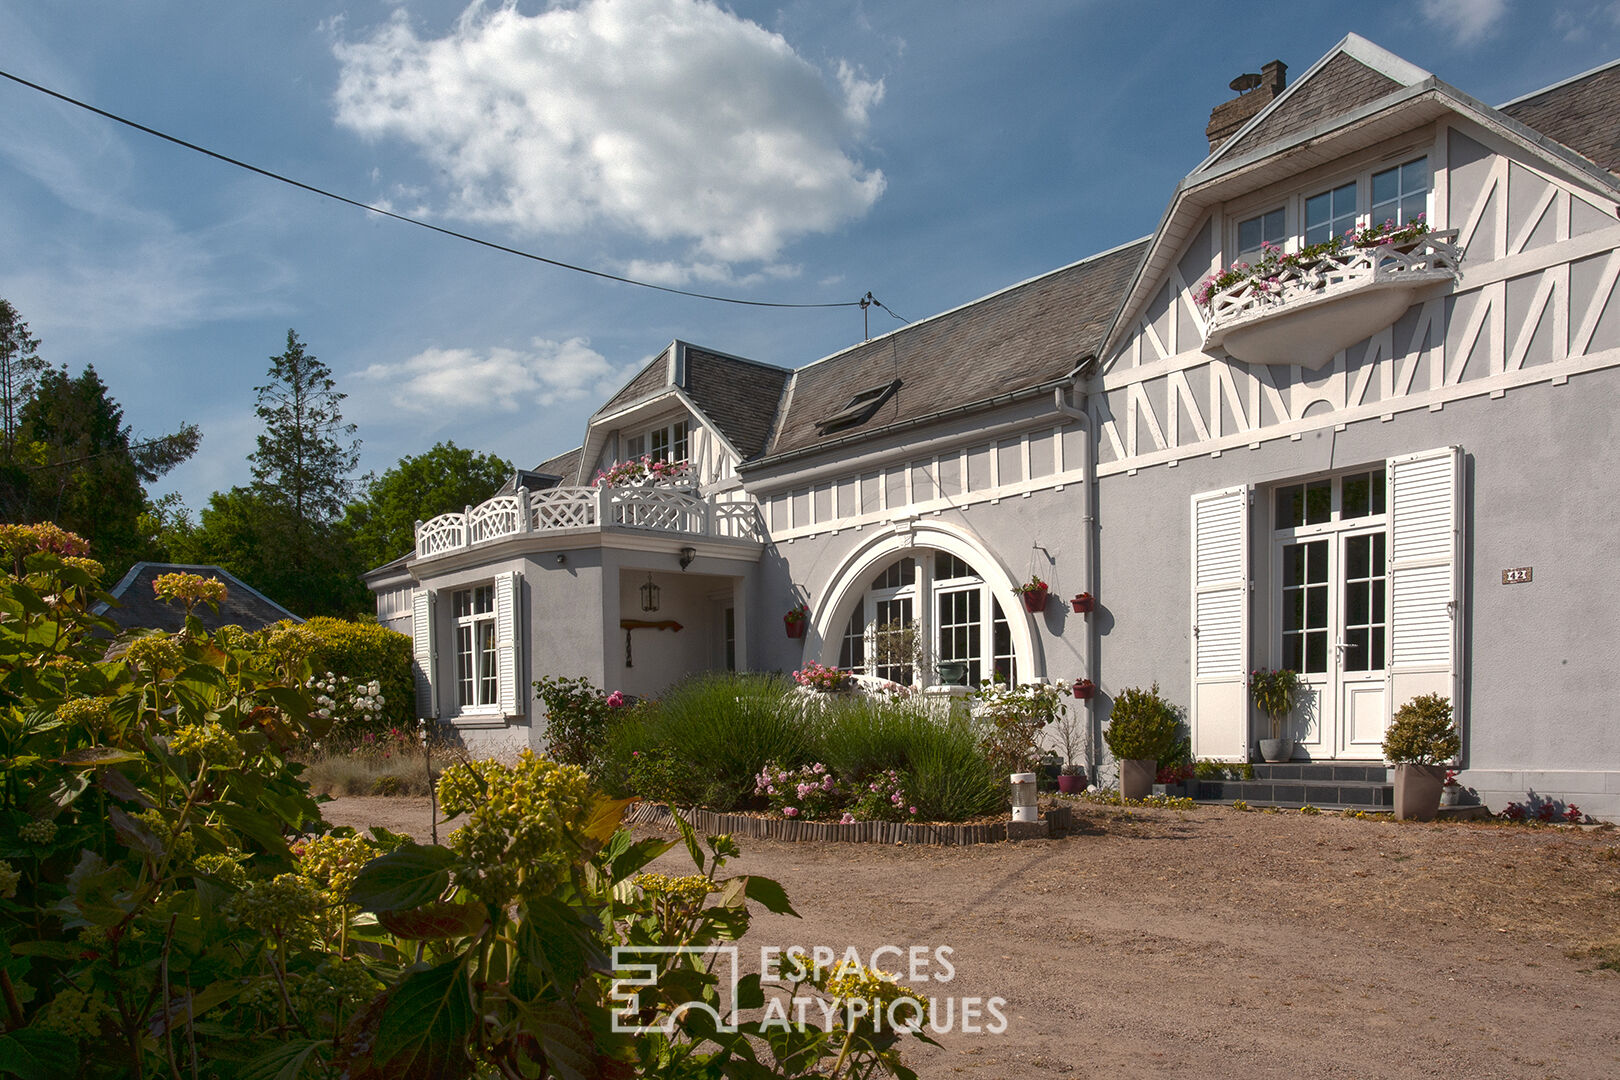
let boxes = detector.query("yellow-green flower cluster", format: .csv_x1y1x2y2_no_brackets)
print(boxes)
153,572,228,609
437,751,592,904
194,851,249,889
0,859,19,899
18,819,57,845
634,873,717,906
134,809,196,863
34,986,112,1039
826,963,929,1026
55,696,113,738
297,833,381,907
62,556,104,583
265,625,320,669
125,634,183,677
226,873,320,938
170,722,243,767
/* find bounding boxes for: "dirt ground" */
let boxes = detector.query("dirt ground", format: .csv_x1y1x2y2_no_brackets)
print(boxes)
322,796,1620,1080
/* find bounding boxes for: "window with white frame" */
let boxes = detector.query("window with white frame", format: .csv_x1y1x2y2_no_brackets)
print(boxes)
838,551,1017,687
1232,154,1432,259
626,419,689,464
453,585,499,709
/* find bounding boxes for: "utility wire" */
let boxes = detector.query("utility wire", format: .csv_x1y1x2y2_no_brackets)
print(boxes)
0,67,865,312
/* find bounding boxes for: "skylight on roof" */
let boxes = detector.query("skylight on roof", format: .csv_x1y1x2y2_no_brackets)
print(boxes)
816,379,902,434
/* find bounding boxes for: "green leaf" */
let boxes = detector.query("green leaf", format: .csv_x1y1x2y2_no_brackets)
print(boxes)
234,1037,326,1080
671,808,704,872
0,1029,79,1080
209,800,292,857
581,794,634,847
515,1000,596,1080
516,897,607,994
370,960,475,1080
740,876,799,917
51,746,142,767
605,835,674,882
109,806,165,859
349,844,456,912
376,902,487,941
735,972,765,1011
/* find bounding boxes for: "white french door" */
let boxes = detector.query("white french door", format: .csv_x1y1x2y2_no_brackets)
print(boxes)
1271,471,1389,759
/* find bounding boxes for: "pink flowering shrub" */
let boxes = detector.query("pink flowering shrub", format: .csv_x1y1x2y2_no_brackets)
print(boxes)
848,768,918,823
792,661,850,693
593,455,694,487
755,761,841,821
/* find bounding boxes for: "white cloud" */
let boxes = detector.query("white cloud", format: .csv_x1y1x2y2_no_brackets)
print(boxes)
355,337,637,414
331,0,886,264
1418,0,1510,45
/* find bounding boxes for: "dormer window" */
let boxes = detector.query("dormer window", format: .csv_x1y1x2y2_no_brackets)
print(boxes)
625,419,689,463
816,380,901,434
1371,157,1429,230
1305,182,1357,246
1238,207,1286,260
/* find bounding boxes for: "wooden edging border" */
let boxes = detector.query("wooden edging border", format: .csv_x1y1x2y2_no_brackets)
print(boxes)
623,801,1068,846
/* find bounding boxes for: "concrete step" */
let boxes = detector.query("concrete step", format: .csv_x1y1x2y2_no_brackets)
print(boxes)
1193,776,1393,810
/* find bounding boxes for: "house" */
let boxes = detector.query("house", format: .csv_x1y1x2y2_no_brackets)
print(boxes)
375,34,1620,819
100,562,303,633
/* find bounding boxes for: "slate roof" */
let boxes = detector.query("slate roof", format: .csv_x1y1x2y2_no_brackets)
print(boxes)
1218,52,1402,161
530,446,584,486
682,347,792,459
1500,58,1620,174
599,348,671,414
97,563,302,633
756,240,1147,464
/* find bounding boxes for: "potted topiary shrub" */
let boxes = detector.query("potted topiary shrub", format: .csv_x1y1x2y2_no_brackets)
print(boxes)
1103,683,1183,800
1383,693,1460,821
1249,668,1300,762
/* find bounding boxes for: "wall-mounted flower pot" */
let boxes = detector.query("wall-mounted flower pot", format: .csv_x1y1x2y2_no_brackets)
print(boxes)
784,618,806,639
1020,587,1048,613
1070,592,1095,614
1072,679,1096,700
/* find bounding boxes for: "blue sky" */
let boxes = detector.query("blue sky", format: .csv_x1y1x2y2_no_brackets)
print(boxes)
3,0,1619,514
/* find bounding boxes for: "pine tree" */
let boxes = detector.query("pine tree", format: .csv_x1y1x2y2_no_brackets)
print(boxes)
0,299,45,457
250,330,360,532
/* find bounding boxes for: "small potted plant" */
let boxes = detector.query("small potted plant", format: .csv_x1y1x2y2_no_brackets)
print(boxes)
1071,678,1096,700
1248,668,1300,762
1382,693,1460,821
783,602,809,639
1069,592,1095,614
1015,574,1050,613
1440,769,1462,807
1103,683,1183,800
1043,682,1087,793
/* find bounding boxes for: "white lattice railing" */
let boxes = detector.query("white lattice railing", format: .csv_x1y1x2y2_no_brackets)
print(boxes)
415,484,762,559
1204,230,1462,338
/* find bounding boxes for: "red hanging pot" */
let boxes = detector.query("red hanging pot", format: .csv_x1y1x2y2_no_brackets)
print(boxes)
1070,592,1095,614
1020,587,1048,613
1072,678,1096,700
784,617,806,639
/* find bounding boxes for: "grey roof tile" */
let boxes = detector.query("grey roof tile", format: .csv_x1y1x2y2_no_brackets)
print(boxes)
97,563,302,633
1220,53,1401,160
760,242,1146,462
681,347,791,459
1501,60,1620,173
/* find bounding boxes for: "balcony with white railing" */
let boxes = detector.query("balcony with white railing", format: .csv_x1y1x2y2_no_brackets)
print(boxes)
414,485,765,561
1202,230,1462,369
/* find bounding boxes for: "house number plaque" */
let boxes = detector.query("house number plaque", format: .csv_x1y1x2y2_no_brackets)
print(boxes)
1501,567,1533,585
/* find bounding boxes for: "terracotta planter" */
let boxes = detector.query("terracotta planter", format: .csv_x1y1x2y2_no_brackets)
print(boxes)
1020,587,1048,613
784,617,806,639
1072,679,1096,700
1057,772,1086,794
1069,592,1095,614
1393,763,1446,821
1119,758,1156,800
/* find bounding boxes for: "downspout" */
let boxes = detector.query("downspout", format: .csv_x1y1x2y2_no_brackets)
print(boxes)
1052,378,1100,778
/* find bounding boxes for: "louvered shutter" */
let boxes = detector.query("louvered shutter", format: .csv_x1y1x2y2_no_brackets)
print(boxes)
1386,446,1462,721
412,589,437,720
1190,485,1252,760
495,571,523,716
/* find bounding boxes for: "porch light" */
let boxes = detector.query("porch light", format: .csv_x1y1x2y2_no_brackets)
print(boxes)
1010,772,1038,824
640,573,661,613
679,546,697,570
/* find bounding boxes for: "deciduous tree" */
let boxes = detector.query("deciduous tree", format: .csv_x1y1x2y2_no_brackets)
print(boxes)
343,441,512,570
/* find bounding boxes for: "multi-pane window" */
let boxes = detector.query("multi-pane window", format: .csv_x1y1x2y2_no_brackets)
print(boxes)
648,420,690,463
453,585,498,708
1238,207,1286,259
935,588,982,687
1305,181,1357,246
1341,533,1387,673
1281,540,1330,674
723,607,736,671
1340,470,1387,520
1275,480,1332,528
838,607,866,670
1371,157,1429,229
872,597,915,684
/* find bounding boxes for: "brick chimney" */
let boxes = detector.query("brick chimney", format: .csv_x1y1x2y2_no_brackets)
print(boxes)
1205,59,1287,152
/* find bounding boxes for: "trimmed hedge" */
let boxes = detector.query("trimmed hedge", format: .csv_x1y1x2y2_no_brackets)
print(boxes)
296,616,413,732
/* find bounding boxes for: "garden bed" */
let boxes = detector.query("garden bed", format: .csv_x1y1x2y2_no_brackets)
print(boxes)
623,800,1070,845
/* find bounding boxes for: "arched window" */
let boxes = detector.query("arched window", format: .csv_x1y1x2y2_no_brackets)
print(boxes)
837,550,1016,687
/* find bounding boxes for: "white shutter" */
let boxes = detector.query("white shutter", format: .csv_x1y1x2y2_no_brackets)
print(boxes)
1190,485,1251,760
412,589,437,719
495,570,523,716
1387,446,1462,718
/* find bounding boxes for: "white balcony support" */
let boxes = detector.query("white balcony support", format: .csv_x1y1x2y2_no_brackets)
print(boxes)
1204,231,1462,369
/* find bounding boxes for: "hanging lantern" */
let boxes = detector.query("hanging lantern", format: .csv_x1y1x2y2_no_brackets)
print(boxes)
640,573,661,613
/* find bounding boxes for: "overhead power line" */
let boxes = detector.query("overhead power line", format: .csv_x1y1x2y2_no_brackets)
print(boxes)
0,67,866,312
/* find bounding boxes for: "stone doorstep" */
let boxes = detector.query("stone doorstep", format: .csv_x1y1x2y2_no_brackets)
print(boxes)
1194,777,1394,811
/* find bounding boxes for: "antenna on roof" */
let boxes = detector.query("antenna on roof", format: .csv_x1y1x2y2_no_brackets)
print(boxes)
860,291,874,340
1230,72,1263,93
